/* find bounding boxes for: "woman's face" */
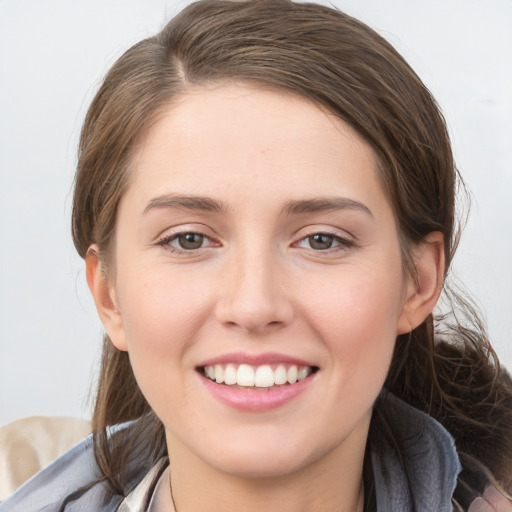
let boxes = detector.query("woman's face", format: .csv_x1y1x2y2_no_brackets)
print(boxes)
106,84,416,478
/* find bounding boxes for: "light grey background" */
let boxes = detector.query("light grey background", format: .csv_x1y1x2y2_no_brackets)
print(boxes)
1,0,511,426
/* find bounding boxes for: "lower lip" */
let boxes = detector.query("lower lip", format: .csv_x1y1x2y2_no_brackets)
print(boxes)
199,373,315,412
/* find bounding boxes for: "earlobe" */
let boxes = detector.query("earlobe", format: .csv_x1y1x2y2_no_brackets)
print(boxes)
396,232,445,334
86,245,128,351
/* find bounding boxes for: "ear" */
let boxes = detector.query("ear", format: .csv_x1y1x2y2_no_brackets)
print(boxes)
397,232,445,335
86,245,128,351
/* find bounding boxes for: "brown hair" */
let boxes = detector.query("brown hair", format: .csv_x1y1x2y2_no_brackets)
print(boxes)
71,0,512,507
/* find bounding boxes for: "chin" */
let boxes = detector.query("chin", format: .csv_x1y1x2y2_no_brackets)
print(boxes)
213,451,312,480
197,428,338,480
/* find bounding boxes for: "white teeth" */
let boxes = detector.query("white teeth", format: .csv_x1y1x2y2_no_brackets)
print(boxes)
287,365,298,384
255,365,274,388
203,363,314,388
224,364,237,385
297,367,309,381
237,364,255,386
274,364,288,385
214,364,224,383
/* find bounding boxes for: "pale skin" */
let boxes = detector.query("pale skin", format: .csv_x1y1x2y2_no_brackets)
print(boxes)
87,83,445,512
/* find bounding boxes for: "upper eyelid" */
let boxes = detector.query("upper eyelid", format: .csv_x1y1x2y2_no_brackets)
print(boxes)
158,231,217,244
293,224,356,241
154,223,218,241
295,233,354,247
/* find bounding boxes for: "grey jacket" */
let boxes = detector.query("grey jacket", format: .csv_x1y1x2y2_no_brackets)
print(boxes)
0,392,461,511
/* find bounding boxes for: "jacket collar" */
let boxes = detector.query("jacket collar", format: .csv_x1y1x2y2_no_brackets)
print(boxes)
371,391,461,512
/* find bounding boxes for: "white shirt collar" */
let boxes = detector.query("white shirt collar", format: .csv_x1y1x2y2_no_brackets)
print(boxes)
118,458,173,512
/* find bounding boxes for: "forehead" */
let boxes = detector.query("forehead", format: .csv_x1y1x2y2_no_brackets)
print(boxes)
125,83,387,217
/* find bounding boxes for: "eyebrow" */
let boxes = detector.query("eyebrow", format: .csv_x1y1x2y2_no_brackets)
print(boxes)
142,194,372,217
281,197,373,217
143,194,227,214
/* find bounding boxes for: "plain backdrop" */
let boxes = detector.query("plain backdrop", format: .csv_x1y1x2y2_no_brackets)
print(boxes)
1,0,511,426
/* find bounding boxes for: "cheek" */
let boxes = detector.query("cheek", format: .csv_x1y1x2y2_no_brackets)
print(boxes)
303,262,405,327
115,265,213,368
113,267,216,419
299,264,405,377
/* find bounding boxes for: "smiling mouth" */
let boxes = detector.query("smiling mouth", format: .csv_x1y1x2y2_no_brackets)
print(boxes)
200,363,318,389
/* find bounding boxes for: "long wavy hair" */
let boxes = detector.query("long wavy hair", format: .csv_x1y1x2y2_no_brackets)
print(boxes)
71,0,512,509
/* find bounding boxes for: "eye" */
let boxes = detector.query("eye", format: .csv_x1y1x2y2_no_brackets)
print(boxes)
295,232,354,252
157,231,216,253
308,233,336,250
174,232,206,250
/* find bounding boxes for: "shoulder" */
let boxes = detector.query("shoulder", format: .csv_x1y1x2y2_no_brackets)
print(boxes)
0,416,91,502
0,421,138,512
0,433,114,512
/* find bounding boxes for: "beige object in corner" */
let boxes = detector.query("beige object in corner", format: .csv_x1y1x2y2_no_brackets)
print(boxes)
0,416,91,501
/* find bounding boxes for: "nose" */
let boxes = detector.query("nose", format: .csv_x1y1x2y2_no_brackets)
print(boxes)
215,248,294,334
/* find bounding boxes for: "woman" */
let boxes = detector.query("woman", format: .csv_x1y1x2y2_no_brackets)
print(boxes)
1,1,511,511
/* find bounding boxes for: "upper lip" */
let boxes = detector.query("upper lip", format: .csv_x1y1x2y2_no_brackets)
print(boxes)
197,352,317,368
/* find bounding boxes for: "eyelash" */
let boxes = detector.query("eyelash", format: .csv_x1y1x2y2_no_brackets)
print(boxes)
293,231,355,254
156,229,354,255
156,231,218,254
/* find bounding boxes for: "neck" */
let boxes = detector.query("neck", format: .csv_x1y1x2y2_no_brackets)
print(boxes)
165,430,368,512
